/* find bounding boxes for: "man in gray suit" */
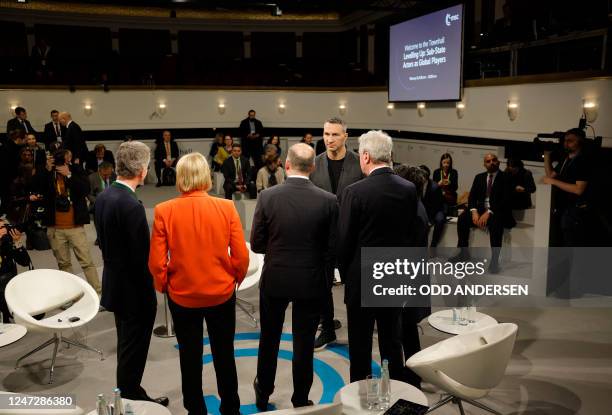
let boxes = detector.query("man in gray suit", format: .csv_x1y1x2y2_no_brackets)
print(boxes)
310,117,363,350
251,143,337,410
87,161,116,209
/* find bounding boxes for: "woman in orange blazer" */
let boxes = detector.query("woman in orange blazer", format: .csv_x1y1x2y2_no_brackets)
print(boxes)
149,152,249,415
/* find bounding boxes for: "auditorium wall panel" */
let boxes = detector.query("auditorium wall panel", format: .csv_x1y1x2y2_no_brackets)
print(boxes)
1,78,610,145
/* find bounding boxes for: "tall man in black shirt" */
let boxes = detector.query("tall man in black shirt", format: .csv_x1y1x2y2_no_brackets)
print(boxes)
310,117,363,350
543,128,591,246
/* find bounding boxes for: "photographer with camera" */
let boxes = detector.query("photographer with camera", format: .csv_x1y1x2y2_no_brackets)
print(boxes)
542,128,592,246
37,149,101,295
0,220,31,323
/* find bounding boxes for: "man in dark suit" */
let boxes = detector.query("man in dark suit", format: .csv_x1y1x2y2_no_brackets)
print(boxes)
451,153,516,273
153,130,179,187
221,143,256,199
251,143,337,410
310,117,363,350
87,161,116,210
58,112,88,165
238,109,264,170
94,141,168,407
43,110,66,149
7,106,36,136
85,144,115,174
420,165,446,248
338,130,419,385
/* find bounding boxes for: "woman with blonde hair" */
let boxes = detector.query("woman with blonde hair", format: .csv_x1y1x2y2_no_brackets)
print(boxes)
149,152,249,415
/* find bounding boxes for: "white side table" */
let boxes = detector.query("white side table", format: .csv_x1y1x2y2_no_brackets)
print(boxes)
428,309,497,335
86,399,171,415
336,379,428,415
0,324,27,347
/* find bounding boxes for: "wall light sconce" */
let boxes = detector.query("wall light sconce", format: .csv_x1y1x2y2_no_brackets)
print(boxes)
338,103,347,115
278,102,286,114
9,104,18,116
417,102,426,117
582,99,597,123
157,103,167,116
386,103,394,116
507,100,519,121
456,102,465,119
84,103,93,116
218,102,226,115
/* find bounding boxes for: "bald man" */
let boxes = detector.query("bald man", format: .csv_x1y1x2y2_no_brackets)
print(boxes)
251,143,338,410
58,112,88,164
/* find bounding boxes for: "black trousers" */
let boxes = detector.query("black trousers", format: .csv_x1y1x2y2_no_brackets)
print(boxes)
400,308,424,388
223,180,257,200
169,294,240,415
457,208,504,255
257,292,321,406
319,289,336,333
242,141,263,171
430,211,446,248
155,160,177,183
346,304,404,383
114,306,156,400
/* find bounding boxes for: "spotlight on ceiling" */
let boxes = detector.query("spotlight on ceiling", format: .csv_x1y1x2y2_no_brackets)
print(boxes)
271,4,282,16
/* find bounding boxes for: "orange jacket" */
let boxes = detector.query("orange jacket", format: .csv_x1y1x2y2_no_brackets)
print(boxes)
148,191,249,308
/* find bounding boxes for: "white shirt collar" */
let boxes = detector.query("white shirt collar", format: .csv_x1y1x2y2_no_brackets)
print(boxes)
287,175,309,180
115,179,137,192
66,120,73,128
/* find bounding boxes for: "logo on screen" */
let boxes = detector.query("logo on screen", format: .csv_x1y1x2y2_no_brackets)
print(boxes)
445,13,459,26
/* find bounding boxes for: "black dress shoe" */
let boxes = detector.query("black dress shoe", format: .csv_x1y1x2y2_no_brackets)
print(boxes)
253,378,269,411
293,400,314,408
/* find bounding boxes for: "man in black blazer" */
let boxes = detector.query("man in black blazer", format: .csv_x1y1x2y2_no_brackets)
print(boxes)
338,130,419,385
222,143,256,199
6,106,36,136
420,165,446,248
238,109,264,170
310,117,363,350
94,141,168,407
452,153,516,273
58,112,88,164
43,110,66,149
153,130,179,186
251,143,337,410
85,144,115,174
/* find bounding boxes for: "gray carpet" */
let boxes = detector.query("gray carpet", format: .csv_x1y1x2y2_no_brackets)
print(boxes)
1,184,611,415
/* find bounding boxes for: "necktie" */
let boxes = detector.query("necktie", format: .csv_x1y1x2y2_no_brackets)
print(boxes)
487,174,493,196
165,142,170,158
21,120,28,133
236,159,243,184
55,123,60,137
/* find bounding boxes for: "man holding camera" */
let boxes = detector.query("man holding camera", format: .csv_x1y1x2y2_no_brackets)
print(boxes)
38,149,101,295
543,128,591,247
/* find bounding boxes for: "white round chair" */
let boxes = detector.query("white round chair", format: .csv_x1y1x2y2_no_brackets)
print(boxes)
236,243,263,327
5,269,103,383
406,323,518,415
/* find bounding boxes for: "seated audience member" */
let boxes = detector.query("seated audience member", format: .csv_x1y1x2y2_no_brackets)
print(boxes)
43,110,65,148
8,164,45,250
0,222,30,322
213,135,233,172
506,158,536,209
256,155,285,193
18,147,35,168
394,165,429,247
88,161,116,212
86,144,115,174
25,133,47,169
450,153,516,273
154,130,179,187
420,165,446,248
222,144,257,200
266,135,282,157
433,153,458,214
300,133,315,149
149,152,249,415
209,133,224,171
37,148,101,294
